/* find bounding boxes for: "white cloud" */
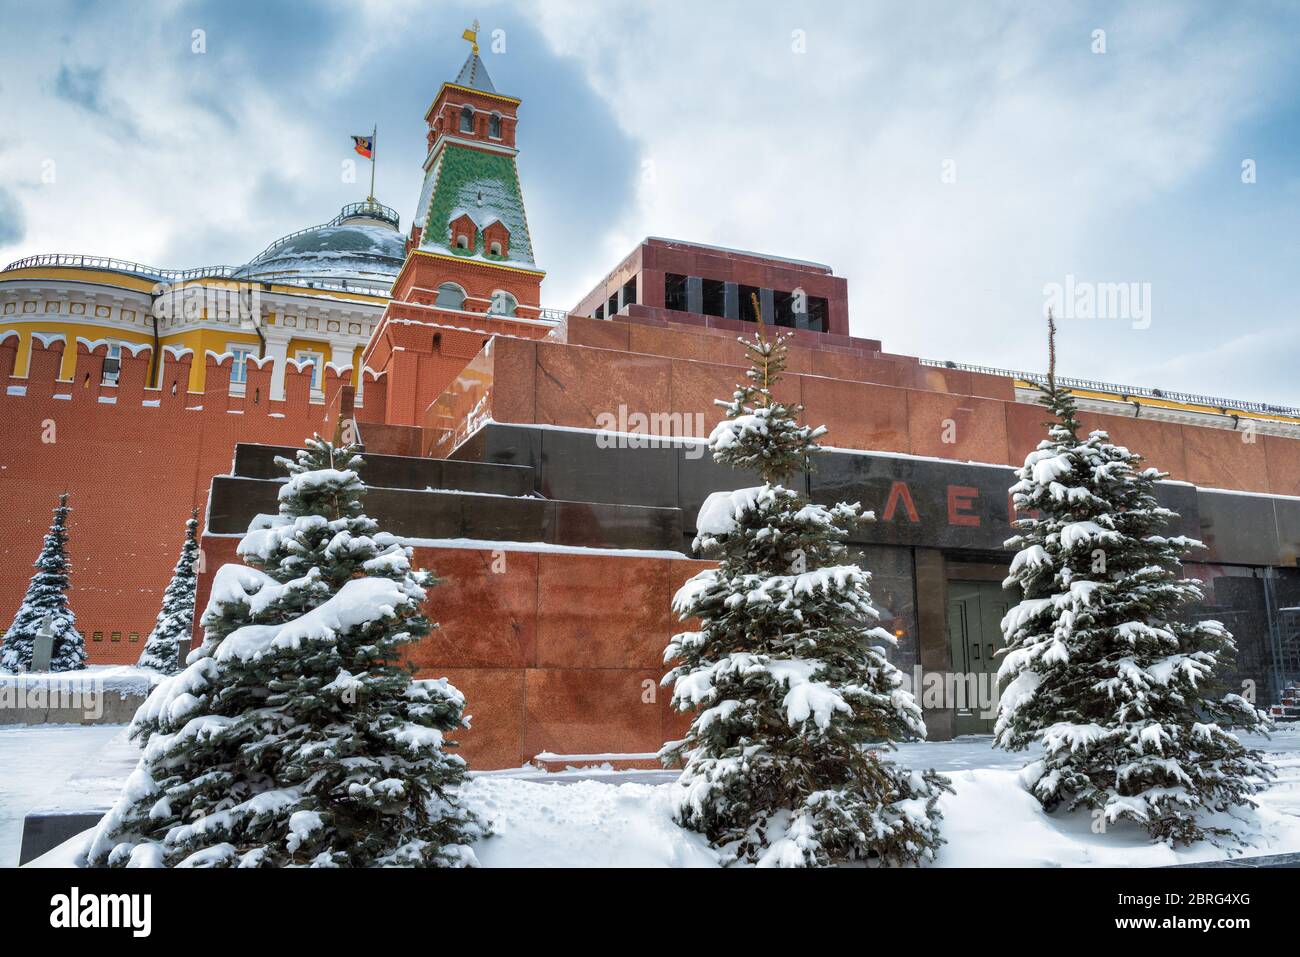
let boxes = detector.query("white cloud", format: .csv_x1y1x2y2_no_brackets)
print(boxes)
2,0,1297,405
527,0,1300,402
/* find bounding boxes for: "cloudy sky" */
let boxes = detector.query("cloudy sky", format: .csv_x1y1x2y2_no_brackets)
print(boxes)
2,0,1298,405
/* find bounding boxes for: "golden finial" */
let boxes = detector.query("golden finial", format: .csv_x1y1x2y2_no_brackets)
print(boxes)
462,19,480,55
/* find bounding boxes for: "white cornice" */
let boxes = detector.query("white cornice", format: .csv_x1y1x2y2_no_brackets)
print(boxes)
423,133,519,171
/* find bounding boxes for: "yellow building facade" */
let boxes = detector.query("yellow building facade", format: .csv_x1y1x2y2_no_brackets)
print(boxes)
0,201,405,397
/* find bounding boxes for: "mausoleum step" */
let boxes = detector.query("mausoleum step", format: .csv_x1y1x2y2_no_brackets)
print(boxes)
207,474,685,552
232,442,533,496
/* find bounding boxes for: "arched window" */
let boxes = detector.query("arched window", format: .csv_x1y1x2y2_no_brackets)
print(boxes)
487,290,517,317
435,283,466,310
459,106,474,133
489,114,502,139
455,234,470,249
489,241,502,257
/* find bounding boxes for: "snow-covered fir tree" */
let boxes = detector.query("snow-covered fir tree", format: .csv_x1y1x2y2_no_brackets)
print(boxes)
137,509,200,675
0,493,86,673
995,314,1272,845
662,321,948,867
86,436,484,867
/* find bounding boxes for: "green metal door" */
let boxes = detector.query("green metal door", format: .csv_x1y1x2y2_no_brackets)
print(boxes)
946,581,1011,735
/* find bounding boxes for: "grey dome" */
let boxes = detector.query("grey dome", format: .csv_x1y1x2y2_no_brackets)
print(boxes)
234,202,406,293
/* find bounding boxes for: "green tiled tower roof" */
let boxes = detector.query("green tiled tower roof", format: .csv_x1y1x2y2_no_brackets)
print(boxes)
417,143,538,269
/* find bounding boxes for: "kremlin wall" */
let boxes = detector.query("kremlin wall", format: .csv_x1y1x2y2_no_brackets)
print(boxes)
2,43,1298,766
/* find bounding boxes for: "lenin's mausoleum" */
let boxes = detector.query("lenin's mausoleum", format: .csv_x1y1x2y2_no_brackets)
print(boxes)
2,43,1298,769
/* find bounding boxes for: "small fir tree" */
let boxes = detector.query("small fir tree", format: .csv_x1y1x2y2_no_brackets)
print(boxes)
1,493,86,673
662,313,948,867
137,509,201,675
86,436,484,867
995,313,1272,845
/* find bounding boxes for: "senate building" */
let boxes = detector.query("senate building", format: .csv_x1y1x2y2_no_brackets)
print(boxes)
1,33,1297,766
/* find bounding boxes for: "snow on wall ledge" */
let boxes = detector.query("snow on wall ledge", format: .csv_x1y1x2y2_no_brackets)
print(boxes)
0,667,163,725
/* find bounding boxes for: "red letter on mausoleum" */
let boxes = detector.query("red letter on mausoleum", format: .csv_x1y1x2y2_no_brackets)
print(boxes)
947,485,980,526
882,480,920,522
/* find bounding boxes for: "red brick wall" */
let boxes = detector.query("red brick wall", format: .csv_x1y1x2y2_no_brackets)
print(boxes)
0,335,355,665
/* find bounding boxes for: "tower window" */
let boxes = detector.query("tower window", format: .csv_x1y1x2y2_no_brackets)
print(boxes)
488,291,518,317
489,114,502,139
435,283,465,310
489,241,502,256
456,234,470,249
664,273,687,311
460,106,474,133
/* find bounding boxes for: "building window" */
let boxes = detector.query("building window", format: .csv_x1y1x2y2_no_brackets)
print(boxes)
738,285,761,323
296,350,324,390
435,283,466,310
129,632,139,643
622,277,637,308
774,290,797,328
102,343,122,384
664,274,687,312
110,631,121,643
460,106,474,133
489,114,502,138
607,293,618,317
489,241,502,257
92,631,103,642
804,296,828,333
594,304,604,320
229,345,253,384
455,234,470,249
487,291,518,317
701,279,726,318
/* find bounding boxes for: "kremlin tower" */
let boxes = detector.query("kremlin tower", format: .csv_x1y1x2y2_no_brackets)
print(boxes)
362,23,554,427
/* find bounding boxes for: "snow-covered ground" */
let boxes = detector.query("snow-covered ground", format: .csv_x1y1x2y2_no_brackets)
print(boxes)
12,726,1300,868
0,723,133,867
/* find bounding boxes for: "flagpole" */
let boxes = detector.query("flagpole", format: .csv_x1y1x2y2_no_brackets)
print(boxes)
368,123,377,202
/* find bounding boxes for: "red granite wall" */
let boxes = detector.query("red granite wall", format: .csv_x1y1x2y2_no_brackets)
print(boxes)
426,314,1298,498
196,534,704,769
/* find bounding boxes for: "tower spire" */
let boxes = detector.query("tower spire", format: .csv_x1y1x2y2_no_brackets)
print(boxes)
453,21,495,93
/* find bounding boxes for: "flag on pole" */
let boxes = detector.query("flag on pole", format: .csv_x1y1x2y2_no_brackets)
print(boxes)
351,134,374,159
